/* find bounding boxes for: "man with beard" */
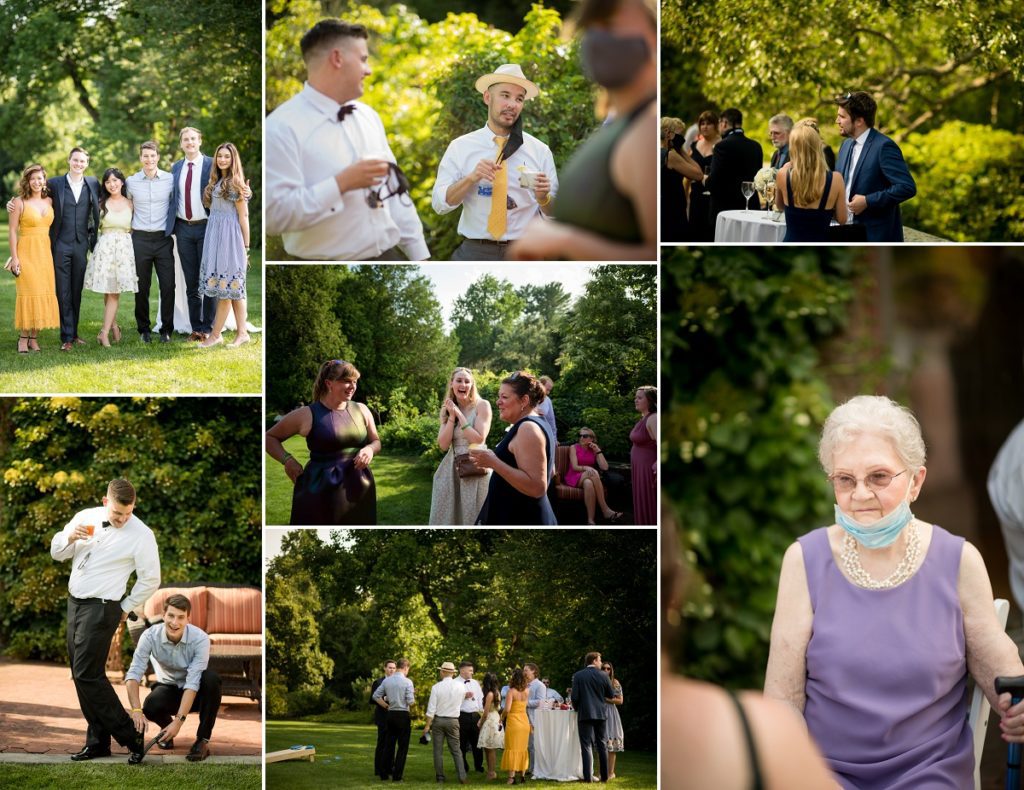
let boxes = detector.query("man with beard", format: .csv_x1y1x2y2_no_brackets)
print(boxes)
432,64,558,260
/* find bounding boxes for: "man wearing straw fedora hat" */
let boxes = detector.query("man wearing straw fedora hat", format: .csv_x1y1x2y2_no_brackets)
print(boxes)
423,660,468,783
432,63,558,261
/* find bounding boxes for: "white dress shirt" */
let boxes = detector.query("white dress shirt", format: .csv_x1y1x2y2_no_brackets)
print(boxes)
431,125,558,241
426,676,465,719
844,127,872,202
176,155,208,221
50,506,161,613
265,83,429,261
67,174,84,203
458,676,484,714
125,623,210,691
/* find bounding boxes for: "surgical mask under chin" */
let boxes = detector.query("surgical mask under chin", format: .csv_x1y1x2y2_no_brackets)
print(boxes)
580,29,649,89
835,497,914,549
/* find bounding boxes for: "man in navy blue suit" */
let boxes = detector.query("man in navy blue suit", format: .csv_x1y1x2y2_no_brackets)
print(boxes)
835,91,916,242
165,127,216,341
570,651,615,783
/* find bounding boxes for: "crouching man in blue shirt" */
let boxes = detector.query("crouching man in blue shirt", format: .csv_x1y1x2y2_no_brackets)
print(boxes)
125,594,222,762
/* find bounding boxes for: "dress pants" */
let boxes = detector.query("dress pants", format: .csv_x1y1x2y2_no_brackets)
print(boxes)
459,710,483,772
53,237,89,343
432,715,466,782
374,714,388,777
142,669,222,740
383,709,411,780
451,238,509,261
132,231,175,334
173,219,216,334
67,597,137,750
578,718,609,782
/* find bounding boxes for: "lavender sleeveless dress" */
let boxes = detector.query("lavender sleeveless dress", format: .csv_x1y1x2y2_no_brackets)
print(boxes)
798,525,973,789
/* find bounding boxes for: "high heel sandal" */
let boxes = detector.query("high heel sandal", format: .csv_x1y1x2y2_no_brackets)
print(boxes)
111,323,122,343
17,334,29,354
97,329,111,348
28,336,40,352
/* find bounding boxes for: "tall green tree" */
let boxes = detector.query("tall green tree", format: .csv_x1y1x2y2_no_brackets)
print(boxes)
451,274,526,367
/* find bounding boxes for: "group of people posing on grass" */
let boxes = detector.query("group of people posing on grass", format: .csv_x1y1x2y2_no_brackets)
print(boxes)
266,361,659,526
5,129,252,354
371,655,624,784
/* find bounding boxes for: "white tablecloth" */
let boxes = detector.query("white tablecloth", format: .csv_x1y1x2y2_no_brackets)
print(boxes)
533,709,583,781
715,209,787,243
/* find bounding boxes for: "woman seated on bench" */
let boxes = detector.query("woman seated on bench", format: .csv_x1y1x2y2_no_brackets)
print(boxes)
564,427,621,525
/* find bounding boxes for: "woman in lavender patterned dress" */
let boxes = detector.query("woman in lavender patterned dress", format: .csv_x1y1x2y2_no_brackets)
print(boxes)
602,661,624,779
765,395,1024,789
198,143,250,348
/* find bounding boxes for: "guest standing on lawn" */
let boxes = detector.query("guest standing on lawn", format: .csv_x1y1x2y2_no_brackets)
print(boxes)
478,671,505,780
372,657,415,781
602,660,625,780
630,386,657,525
49,478,159,764
83,168,137,346
198,143,251,348
125,593,221,762
429,367,493,525
7,164,59,353
265,359,381,524
501,668,531,784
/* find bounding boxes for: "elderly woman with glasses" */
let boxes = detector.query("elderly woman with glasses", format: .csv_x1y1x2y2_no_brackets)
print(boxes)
765,395,1024,789
564,427,621,524
265,359,381,524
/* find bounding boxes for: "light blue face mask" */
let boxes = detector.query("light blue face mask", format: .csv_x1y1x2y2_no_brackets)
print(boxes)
835,483,915,548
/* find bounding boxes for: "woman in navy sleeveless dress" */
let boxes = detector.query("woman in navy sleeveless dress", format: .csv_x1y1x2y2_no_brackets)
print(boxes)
765,396,1024,789
265,360,381,525
472,371,557,525
774,124,847,242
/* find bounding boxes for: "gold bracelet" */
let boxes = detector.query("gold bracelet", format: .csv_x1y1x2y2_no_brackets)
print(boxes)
537,193,552,207
131,707,143,712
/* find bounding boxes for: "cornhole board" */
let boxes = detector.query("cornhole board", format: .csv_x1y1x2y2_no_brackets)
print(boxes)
266,745,316,763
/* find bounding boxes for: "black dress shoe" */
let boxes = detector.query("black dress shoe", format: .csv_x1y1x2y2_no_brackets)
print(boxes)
70,745,111,761
156,737,174,750
159,332,172,343
186,738,210,762
127,730,150,765
140,331,152,343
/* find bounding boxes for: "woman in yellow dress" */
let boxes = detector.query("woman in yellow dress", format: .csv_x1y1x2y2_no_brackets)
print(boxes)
500,667,531,784
7,164,59,353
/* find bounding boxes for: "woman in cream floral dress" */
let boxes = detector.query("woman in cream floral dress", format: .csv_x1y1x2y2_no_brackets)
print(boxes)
83,168,136,346
428,367,492,524
477,672,504,779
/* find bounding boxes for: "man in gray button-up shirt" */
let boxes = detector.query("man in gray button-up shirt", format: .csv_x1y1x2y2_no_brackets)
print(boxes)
125,593,222,762
372,657,415,780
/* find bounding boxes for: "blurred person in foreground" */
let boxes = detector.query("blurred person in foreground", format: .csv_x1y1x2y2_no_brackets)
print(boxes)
990,416,1024,611
661,508,836,789
509,0,656,261
765,395,1024,788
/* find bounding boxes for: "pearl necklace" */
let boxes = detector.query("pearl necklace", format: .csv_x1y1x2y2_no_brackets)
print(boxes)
840,522,921,590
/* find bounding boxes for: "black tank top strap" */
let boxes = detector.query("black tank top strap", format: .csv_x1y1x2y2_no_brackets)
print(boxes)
785,169,794,207
817,170,834,210
726,689,765,790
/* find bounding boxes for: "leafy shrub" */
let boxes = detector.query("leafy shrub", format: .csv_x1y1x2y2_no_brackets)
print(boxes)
902,122,1024,242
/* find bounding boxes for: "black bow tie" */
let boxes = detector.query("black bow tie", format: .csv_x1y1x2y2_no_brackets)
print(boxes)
337,105,356,123
102,521,111,528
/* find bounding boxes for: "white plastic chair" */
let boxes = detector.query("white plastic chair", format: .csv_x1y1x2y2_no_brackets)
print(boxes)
968,597,1010,790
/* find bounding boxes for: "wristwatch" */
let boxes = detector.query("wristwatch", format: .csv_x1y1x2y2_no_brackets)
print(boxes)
177,714,187,722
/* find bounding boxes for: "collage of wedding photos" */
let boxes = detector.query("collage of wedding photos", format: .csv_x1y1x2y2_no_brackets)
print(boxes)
0,0,1021,788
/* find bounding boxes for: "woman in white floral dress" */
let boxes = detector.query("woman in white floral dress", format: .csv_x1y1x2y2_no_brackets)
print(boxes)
477,672,504,779
83,168,137,346
603,661,625,779
428,367,492,524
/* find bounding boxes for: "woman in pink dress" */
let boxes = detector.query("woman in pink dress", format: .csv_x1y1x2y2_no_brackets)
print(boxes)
564,427,621,524
630,386,657,525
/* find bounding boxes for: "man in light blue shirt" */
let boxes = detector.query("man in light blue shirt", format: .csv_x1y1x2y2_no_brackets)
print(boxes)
543,678,564,704
524,662,546,775
372,657,415,780
125,593,221,762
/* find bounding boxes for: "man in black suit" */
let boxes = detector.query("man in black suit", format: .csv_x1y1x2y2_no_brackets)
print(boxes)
369,659,397,779
165,126,215,341
704,108,764,227
571,651,615,783
47,147,100,351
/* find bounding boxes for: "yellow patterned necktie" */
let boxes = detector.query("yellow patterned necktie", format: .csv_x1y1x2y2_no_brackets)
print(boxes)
487,136,508,240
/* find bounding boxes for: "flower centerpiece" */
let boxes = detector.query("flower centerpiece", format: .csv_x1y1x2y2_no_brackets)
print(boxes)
753,166,778,209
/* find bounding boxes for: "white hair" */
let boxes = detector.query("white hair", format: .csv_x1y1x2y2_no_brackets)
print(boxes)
818,395,926,474
769,114,794,130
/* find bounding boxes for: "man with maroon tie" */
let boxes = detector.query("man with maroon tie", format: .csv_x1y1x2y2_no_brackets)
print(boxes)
165,127,215,341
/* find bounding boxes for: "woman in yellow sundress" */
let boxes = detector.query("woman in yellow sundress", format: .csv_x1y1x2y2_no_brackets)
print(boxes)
501,667,531,784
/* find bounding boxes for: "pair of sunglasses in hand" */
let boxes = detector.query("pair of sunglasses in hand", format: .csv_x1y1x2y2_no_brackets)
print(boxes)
366,162,413,209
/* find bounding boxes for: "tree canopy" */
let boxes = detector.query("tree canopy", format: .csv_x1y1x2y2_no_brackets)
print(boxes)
265,528,657,746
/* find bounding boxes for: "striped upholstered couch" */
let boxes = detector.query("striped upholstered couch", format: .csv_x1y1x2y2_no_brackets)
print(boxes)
128,583,262,702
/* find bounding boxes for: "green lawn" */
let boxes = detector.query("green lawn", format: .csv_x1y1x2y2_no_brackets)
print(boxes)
266,437,434,525
0,216,262,393
0,763,260,789
266,718,656,788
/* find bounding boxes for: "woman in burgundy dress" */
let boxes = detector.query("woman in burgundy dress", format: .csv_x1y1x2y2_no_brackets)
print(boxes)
630,386,657,525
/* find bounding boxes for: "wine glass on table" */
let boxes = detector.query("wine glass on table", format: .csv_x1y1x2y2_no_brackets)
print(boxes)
741,181,755,214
